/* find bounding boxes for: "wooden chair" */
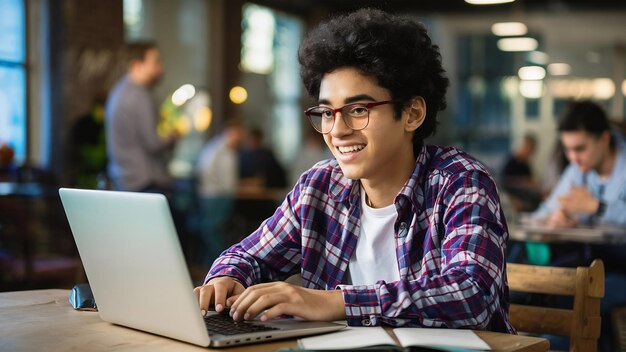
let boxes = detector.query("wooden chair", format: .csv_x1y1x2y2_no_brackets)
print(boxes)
507,259,605,352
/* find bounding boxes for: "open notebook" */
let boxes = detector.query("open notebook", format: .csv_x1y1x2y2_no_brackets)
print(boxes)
298,327,490,351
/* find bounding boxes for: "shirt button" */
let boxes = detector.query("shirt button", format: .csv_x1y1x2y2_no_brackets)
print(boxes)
362,319,372,326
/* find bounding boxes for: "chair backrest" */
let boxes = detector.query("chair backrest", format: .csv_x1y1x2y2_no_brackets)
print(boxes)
507,259,605,352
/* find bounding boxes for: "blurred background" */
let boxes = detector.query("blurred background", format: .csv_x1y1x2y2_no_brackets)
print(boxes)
1,0,625,291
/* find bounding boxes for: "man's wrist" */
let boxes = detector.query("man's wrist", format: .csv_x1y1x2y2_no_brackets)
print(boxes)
596,201,607,216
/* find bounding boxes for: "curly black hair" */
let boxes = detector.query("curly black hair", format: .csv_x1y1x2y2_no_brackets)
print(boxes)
298,8,449,149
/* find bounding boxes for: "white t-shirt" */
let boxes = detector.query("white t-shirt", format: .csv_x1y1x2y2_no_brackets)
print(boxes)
348,188,400,285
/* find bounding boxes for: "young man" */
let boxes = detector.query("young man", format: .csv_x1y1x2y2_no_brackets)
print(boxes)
105,41,178,193
196,9,513,333
533,101,626,227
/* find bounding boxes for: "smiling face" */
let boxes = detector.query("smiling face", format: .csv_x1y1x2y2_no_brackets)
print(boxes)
318,67,422,185
560,130,610,173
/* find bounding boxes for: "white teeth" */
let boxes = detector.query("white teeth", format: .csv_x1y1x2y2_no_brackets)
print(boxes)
337,145,365,153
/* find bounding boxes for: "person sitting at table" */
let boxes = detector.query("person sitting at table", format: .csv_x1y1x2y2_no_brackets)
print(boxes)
195,8,514,333
500,133,542,212
533,100,626,228
532,100,626,352
239,127,287,190
195,119,245,266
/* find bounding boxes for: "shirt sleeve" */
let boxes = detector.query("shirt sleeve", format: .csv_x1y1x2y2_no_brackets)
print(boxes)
204,181,303,286
532,164,579,220
602,173,626,226
338,171,511,331
134,90,171,154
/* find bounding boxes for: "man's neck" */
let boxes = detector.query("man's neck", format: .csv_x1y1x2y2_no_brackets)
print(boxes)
597,147,617,178
360,148,416,209
128,71,148,87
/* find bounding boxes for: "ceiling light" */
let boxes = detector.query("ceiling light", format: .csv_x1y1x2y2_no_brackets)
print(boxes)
497,37,538,52
229,86,248,104
568,79,594,99
465,0,515,4
593,78,615,100
519,80,543,99
549,79,570,98
171,84,196,106
547,63,571,76
491,22,527,36
518,66,546,80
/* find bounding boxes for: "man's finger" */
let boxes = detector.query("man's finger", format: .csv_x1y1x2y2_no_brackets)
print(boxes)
260,302,300,321
231,286,282,320
197,285,215,315
212,282,231,312
242,292,290,320
225,294,241,307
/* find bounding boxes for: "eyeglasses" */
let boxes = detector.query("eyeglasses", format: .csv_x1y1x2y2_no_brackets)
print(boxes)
304,101,395,134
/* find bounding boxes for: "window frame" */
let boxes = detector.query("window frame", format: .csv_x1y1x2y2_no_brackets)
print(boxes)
0,0,28,164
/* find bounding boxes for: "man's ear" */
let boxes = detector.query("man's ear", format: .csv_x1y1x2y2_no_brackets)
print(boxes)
404,96,426,132
600,130,611,146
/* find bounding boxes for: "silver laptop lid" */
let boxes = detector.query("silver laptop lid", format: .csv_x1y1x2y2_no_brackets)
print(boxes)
59,188,211,347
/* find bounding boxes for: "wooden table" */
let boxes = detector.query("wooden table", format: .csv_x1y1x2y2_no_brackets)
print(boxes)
510,221,626,245
0,289,549,351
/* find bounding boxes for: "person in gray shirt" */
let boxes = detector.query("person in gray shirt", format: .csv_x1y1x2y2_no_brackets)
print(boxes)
105,41,177,192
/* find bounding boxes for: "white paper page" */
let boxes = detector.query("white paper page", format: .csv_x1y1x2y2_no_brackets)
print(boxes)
393,328,490,351
298,326,396,350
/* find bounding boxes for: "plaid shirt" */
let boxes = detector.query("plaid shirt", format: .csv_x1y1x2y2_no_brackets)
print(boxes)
207,145,514,333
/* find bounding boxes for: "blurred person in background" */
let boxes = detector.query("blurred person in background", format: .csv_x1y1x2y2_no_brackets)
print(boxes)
539,142,569,199
533,100,626,352
195,119,244,266
533,101,626,228
239,127,287,190
105,41,178,193
500,133,541,212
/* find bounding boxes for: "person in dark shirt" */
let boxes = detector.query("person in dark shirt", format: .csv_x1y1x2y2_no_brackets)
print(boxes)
105,41,178,193
501,133,541,212
239,127,287,189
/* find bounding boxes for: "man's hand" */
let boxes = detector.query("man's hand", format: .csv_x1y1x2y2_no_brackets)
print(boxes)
557,186,600,215
546,208,579,228
194,277,245,315
228,282,346,322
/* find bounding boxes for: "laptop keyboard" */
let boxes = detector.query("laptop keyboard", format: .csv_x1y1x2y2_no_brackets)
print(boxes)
204,313,279,336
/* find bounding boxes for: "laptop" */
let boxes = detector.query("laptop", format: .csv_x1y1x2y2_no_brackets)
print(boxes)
59,188,345,348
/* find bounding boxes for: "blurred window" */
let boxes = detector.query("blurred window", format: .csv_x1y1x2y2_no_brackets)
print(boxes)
241,4,275,75
0,0,26,163
240,4,303,166
456,33,542,155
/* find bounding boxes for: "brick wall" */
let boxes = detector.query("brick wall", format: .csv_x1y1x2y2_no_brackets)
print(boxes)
48,0,124,183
